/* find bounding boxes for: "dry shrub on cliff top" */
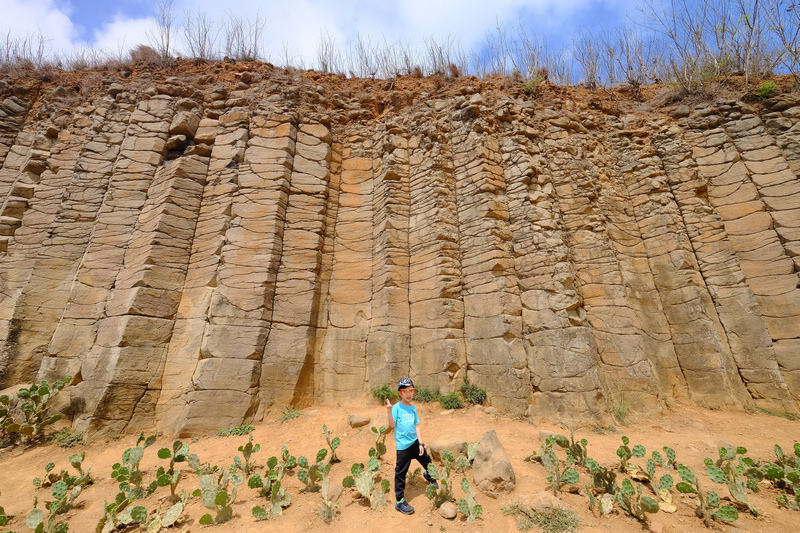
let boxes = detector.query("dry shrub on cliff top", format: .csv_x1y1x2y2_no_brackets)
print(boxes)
130,45,162,68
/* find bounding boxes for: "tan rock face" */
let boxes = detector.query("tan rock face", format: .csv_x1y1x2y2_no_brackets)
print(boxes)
0,76,798,436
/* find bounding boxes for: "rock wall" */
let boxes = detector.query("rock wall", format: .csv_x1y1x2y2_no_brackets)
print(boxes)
0,71,798,436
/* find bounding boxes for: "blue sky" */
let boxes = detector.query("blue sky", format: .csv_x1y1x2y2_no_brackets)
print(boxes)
1,0,641,67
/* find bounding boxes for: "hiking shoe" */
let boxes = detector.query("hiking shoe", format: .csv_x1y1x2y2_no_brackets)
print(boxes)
424,472,439,489
395,499,414,515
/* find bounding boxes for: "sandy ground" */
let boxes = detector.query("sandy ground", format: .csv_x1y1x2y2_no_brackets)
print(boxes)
1,401,798,533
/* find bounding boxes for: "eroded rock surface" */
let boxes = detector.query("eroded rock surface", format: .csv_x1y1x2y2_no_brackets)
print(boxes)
0,71,798,435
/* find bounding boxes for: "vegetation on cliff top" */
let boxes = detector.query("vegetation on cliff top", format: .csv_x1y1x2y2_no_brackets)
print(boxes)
1,0,798,98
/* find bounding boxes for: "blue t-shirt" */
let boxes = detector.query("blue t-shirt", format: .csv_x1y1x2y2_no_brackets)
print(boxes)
391,402,419,451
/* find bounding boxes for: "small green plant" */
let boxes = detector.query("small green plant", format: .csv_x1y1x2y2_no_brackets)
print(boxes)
458,478,482,522
585,457,618,494
156,440,196,503
322,424,341,464
52,428,83,448
426,450,457,507
1,377,72,445
611,388,631,424
777,490,800,511
531,507,579,533
751,80,779,100
216,424,254,437
521,74,544,97
111,433,158,501
139,491,188,532
407,466,422,485
460,378,486,405
371,384,398,403
440,392,462,410
25,480,80,533
644,454,676,511
615,478,659,524
705,445,760,516
33,452,91,491
676,463,738,525
281,406,301,421
616,436,645,473
298,449,329,492
501,502,535,531
413,387,440,402
0,493,8,526
370,425,389,459
233,435,260,477
196,465,244,525
318,472,341,521
558,431,588,468
753,443,800,496
651,446,677,470
247,450,293,518
540,435,580,495
455,440,480,473
342,455,390,509
252,478,292,521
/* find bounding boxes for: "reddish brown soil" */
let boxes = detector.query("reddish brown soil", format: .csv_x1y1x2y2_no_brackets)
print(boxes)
0,402,798,533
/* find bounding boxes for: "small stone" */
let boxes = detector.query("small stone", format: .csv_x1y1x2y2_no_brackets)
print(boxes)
439,501,458,519
648,521,665,533
671,105,690,118
108,83,124,96
165,135,187,151
184,143,212,157
347,414,370,428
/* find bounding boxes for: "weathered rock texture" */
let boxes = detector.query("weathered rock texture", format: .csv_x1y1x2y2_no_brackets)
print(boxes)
0,71,798,435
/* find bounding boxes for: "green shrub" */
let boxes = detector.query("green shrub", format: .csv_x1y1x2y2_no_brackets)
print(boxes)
216,424,255,437
371,384,398,402
532,507,580,533
440,392,462,410
52,428,83,448
281,407,301,421
460,379,486,405
753,80,779,100
414,387,440,402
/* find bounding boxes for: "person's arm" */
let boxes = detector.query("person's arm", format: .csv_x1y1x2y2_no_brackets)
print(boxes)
385,399,395,428
416,424,424,455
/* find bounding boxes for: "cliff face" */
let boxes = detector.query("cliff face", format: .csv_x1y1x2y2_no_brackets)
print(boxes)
0,68,798,436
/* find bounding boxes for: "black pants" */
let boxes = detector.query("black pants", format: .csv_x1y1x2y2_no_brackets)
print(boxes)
394,440,433,502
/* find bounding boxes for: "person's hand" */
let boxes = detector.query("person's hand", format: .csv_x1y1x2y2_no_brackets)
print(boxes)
385,398,391,409
419,444,424,456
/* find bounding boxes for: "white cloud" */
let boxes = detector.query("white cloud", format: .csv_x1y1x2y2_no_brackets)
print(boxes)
1,0,640,69
90,15,154,57
0,0,78,57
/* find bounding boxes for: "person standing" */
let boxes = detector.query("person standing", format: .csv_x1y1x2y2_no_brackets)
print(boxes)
385,377,438,515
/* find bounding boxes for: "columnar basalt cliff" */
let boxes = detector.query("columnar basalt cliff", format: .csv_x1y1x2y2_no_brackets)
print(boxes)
0,68,798,436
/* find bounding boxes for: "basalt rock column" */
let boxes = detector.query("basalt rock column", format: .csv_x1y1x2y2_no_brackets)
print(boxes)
540,108,662,415
72,155,207,434
158,112,298,435
0,97,138,385
500,112,609,425
366,124,411,389
319,138,373,401
260,123,332,409
610,118,750,408
653,121,796,414
452,127,528,414
408,121,466,390
687,104,800,401
61,96,176,434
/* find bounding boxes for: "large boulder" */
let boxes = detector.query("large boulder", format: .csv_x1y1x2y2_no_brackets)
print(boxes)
472,429,515,494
